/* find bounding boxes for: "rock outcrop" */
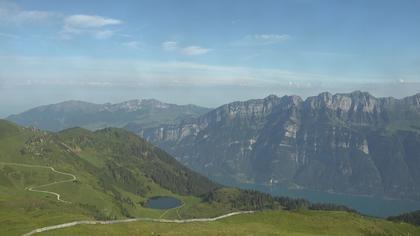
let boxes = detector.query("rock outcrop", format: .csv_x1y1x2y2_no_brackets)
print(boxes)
136,91,420,200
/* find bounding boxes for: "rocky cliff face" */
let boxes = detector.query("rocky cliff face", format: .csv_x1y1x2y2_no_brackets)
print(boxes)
136,91,420,200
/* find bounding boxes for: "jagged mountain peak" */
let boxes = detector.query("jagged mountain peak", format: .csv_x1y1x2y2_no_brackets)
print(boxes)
348,90,373,97
138,91,420,202
280,94,303,106
305,91,381,113
264,94,279,100
403,93,420,107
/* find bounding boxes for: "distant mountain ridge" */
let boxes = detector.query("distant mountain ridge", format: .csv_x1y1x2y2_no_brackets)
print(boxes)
7,99,211,131
136,91,420,200
7,92,420,200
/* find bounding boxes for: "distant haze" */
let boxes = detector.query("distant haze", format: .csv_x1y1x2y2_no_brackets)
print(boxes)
2,83,420,118
1,0,419,117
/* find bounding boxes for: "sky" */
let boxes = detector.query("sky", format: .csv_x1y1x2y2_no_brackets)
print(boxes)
1,0,420,117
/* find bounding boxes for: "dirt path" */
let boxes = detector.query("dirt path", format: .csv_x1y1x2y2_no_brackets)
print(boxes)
22,211,255,236
0,163,255,235
0,162,76,203
159,199,185,219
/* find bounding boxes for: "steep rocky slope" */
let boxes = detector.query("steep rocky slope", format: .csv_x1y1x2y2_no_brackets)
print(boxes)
137,91,420,200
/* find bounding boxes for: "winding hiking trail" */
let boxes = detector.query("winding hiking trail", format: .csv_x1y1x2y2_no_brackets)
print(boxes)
22,211,255,236
0,162,256,235
0,162,76,203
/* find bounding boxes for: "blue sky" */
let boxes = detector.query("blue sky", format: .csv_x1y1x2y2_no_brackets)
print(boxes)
1,0,420,116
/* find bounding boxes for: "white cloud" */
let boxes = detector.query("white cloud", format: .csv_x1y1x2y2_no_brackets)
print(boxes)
180,46,211,56
288,81,312,89
61,14,122,39
0,3,123,40
248,34,291,42
162,41,211,56
233,34,291,46
5,56,420,102
64,14,122,29
0,2,59,24
123,41,144,49
162,41,178,51
0,56,330,88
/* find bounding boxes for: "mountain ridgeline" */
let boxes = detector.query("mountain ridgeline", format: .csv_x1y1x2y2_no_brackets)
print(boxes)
7,99,210,131
0,119,355,229
6,92,420,201
136,91,420,200
0,119,218,207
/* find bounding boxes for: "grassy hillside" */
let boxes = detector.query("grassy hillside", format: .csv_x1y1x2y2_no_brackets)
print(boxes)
41,210,420,236
0,119,224,235
0,119,418,236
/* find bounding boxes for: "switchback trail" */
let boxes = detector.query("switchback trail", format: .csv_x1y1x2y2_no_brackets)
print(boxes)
0,162,76,203
0,162,255,235
22,211,255,236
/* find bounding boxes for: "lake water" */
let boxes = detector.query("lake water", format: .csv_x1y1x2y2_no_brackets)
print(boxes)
213,178,420,218
145,196,182,209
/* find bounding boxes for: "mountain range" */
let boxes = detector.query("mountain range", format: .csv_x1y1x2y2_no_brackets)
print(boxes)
7,99,210,131
0,119,365,235
136,91,420,200
7,91,420,200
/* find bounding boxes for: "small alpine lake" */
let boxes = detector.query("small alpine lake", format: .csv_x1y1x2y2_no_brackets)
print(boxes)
145,196,182,210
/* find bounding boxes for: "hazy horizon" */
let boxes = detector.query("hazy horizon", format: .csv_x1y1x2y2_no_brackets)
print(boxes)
1,0,420,117
3,86,420,118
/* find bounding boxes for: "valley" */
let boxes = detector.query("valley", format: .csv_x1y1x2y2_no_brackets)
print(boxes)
9,92,420,208
1,119,419,235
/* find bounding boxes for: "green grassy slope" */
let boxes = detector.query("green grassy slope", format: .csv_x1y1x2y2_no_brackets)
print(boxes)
0,120,223,235
42,210,420,236
0,119,419,236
